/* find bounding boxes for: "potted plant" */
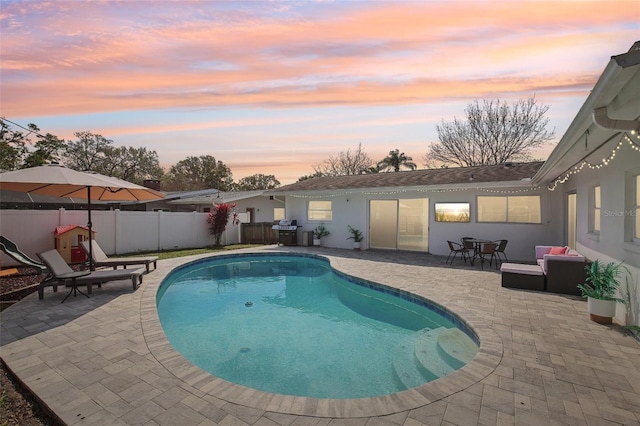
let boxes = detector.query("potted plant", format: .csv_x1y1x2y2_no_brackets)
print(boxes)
577,260,627,324
312,224,330,246
347,225,363,250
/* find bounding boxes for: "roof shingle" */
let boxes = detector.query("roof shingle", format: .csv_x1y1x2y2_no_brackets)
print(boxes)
270,162,544,193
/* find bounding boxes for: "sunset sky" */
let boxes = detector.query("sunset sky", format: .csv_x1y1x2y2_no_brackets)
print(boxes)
1,1,638,184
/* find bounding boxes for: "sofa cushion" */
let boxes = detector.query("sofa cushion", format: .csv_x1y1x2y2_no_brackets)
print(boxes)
541,253,586,275
535,245,554,259
549,246,567,255
500,263,544,276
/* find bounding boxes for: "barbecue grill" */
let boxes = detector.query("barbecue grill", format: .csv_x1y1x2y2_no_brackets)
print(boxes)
272,220,300,246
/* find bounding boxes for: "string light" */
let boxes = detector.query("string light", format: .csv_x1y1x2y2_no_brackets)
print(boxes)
287,185,541,199
288,130,640,198
547,131,640,191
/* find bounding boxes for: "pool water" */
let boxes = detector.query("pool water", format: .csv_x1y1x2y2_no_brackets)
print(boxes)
157,254,478,399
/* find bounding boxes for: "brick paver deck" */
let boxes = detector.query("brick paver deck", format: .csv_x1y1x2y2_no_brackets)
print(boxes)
1,246,639,425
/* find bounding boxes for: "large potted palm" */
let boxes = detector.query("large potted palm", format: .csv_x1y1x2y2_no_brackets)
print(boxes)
577,260,627,324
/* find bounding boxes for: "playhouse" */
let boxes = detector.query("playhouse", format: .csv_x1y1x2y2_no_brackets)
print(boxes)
54,225,95,263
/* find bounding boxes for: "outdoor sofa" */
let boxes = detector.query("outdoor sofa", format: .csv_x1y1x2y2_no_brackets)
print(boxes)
500,245,589,295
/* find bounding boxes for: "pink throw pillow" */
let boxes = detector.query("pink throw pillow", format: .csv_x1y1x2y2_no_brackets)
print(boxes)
549,246,567,255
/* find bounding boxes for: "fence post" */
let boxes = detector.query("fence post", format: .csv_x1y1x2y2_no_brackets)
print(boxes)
58,207,66,226
114,209,121,254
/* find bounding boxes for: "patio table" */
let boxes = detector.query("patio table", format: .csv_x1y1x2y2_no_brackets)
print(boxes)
466,239,493,265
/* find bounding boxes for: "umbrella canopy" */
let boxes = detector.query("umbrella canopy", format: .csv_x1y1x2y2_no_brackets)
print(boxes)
0,164,164,269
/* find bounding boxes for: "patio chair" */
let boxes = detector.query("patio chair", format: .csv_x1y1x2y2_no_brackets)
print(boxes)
0,235,47,273
477,242,497,270
37,249,144,302
446,240,469,265
494,239,509,265
461,237,477,258
81,240,158,273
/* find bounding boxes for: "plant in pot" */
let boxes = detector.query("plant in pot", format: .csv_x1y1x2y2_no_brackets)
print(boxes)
312,224,330,246
347,225,363,250
577,260,628,324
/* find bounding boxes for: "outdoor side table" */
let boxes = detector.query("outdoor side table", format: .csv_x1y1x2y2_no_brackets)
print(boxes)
57,270,92,303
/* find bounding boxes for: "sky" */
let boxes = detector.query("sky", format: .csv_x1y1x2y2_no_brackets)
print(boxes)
1,1,638,185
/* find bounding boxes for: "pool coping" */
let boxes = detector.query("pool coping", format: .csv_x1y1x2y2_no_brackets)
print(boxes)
141,250,503,418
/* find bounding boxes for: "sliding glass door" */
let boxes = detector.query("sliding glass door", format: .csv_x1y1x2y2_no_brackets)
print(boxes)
369,198,429,251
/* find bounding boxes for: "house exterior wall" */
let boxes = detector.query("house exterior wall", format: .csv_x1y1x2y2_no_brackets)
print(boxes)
166,196,284,222
283,186,561,261
232,197,285,223
551,141,640,326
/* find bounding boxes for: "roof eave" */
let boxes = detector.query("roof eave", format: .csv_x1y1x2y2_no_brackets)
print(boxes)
532,45,640,185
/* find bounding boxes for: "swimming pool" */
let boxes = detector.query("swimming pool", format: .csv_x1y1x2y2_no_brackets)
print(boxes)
157,253,479,399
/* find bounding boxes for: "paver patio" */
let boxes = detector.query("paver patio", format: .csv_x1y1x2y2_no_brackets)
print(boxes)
1,246,639,425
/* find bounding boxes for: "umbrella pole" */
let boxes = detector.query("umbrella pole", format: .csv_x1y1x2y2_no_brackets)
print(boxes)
87,186,95,271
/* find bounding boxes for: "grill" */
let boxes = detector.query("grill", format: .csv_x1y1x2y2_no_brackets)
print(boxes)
272,220,299,246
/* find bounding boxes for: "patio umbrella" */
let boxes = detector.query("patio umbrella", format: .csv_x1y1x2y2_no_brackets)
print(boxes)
0,163,164,270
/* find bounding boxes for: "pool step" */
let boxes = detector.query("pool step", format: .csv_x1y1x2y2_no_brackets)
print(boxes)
413,327,457,379
393,327,479,390
392,330,440,389
436,328,478,370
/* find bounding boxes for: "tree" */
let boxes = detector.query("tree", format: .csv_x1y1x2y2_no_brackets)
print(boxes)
22,132,66,168
377,149,417,172
313,143,376,176
425,97,555,167
163,155,233,191
0,119,31,171
64,131,112,171
98,146,164,184
207,203,239,246
0,119,66,170
63,131,163,183
234,174,280,191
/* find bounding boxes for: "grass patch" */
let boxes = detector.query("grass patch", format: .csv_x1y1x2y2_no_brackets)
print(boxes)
135,244,263,260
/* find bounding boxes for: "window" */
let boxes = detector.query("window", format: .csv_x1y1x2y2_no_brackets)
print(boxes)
594,186,601,232
635,176,640,239
477,196,541,223
274,207,285,221
434,203,470,222
307,200,332,221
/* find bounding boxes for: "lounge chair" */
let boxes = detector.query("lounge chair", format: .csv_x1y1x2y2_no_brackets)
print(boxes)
81,240,158,273
37,249,144,302
0,235,47,273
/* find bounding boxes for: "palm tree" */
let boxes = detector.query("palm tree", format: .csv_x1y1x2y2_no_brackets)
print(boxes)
377,149,417,172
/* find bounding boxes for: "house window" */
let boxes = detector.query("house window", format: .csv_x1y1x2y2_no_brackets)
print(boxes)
434,203,470,222
307,200,332,221
594,186,601,232
477,196,541,223
274,207,285,221
635,175,640,239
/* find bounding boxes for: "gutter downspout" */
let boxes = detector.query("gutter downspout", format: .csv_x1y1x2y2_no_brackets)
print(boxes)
593,107,640,131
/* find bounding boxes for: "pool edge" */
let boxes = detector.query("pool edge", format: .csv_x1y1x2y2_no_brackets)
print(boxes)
141,248,503,418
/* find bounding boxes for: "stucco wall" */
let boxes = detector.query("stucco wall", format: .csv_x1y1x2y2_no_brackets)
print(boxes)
283,187,561,262
552,139,640,326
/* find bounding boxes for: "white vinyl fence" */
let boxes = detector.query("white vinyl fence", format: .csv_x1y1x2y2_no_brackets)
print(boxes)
0,208,243,267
